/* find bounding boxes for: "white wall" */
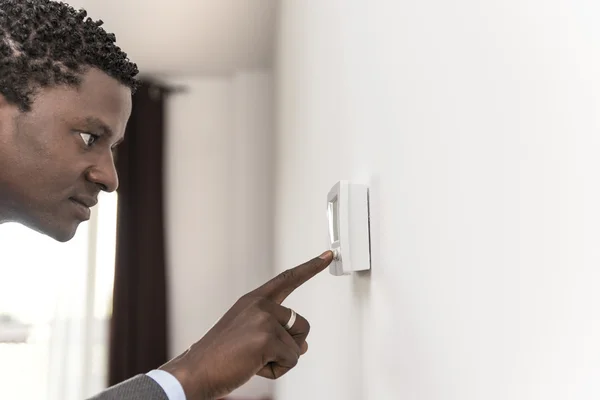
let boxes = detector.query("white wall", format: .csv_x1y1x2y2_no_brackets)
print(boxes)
164,72,274,399
275,1,600,400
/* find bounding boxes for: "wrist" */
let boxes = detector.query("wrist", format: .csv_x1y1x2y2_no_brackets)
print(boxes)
160,352,214,400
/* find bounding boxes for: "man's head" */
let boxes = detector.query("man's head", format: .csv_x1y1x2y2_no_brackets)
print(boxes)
0,0,139,242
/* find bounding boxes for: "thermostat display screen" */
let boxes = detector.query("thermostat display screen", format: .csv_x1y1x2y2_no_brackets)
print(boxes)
328,197,339,243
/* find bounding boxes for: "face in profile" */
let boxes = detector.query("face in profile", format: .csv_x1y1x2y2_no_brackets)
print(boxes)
0,68,133,242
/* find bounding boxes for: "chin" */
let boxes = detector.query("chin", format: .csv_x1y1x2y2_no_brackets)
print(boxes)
48,221,83,242
24,219,81,243
14,207,85,242
48,227,79,243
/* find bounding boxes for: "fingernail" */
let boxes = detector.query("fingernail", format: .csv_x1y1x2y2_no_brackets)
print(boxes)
319,250,332,259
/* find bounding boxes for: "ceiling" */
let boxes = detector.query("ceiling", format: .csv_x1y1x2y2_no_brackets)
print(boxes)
66,0,278,76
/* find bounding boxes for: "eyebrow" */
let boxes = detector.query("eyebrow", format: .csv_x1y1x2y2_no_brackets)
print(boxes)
84,116,113,136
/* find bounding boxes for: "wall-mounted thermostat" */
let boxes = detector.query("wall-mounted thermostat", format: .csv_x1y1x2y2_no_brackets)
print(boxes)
327,180,371,276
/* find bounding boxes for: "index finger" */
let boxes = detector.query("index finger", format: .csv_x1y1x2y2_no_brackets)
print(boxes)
253,250,334,304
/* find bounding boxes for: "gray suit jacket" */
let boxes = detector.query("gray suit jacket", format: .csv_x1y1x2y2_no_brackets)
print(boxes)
88,375,169,400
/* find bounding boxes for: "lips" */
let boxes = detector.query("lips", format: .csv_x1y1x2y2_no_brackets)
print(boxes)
68,196,97,220
69,196,98,208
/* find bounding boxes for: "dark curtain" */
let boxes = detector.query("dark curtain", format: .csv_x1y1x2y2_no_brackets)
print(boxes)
109,81,170,385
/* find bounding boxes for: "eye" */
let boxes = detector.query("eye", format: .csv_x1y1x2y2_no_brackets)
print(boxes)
79,132,99,147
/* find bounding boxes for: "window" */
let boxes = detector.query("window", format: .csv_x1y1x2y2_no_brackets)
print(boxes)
0,192,119,399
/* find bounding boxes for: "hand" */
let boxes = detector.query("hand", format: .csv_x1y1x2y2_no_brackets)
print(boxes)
159,250,334,400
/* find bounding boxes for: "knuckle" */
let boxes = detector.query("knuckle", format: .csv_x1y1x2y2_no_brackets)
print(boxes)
255,310,272,326
255,311,280,331
255,331,273,348
239,292,258,304
238,294,265,313
235,293,252,308
279,268,297,283
239,292,251,301
255,297,271,311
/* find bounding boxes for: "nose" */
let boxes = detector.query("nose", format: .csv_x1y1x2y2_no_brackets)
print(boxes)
86,152,119,192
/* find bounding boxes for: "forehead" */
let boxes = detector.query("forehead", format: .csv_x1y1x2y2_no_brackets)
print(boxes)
28,68,132,138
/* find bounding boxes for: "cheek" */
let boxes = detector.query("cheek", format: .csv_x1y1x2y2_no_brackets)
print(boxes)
11,121,86,198
14,147,86,200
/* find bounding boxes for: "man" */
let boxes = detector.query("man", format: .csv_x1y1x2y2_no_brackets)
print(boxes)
0,1,334,399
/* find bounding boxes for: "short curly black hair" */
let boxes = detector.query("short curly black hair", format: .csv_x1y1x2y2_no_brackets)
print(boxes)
0,0,140,112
